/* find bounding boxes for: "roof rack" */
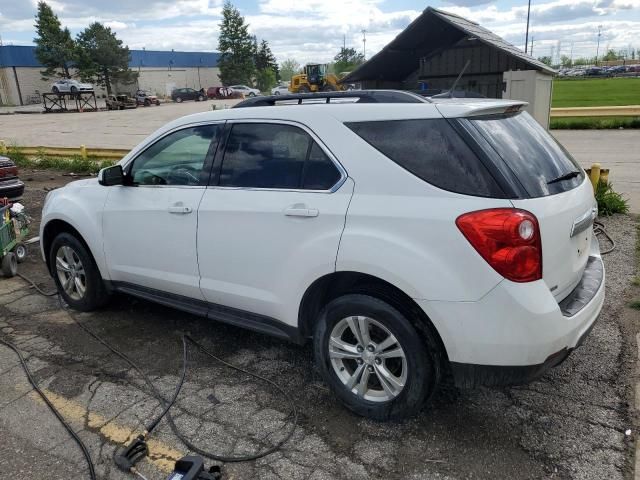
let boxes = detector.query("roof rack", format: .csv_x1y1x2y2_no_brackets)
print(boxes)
232,90,431,108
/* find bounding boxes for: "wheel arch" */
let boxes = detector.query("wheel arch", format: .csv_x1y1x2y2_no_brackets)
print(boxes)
42,219,104,279
298,271,450,365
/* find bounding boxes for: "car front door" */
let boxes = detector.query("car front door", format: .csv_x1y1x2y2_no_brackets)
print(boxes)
102,122,223,299
197,120,354,327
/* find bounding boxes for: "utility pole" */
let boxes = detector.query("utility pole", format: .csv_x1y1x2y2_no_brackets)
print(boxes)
524,0,532,53
570,42,574,65
362,30,367,60
595,25,602,65
530,36,534,56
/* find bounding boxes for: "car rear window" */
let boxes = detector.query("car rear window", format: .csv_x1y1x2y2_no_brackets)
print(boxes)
464,112,585,197
345,119,505,197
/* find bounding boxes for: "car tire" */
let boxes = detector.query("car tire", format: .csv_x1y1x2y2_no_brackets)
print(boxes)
14,243,27,263
313,294,439,420
49,232,108,311
176,97,183,103
1,253,17,277
155,100,160,106
70,86,78,94
144,99,151,107
249,92,256,97
198,95,205,101
52,86,59,94
274,91,280,95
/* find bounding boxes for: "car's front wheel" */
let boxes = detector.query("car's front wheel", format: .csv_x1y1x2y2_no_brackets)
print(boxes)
49,233,108,311
249,92,256,97
175,96,183,103
313,294,439,420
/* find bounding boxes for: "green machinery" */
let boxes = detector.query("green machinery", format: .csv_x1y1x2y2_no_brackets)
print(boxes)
0,204,28,277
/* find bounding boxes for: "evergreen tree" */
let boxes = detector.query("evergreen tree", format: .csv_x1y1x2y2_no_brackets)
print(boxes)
217,2,256,86
33,1,75,79
334,47,364,74
255,39,279,90
75,23,136,95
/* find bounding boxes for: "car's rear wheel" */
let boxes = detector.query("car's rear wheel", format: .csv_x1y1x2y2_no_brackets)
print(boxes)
313,294,439,420
49,233,108,311
249,92,256,97
198,95,205,101
52,86,59,94
176,97,183,103
70,86,78,93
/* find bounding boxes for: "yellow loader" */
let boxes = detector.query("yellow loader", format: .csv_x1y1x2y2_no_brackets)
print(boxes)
289,63,345,93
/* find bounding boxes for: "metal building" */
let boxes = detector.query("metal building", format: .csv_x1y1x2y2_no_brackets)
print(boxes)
343,7,554,99
0,45,221,106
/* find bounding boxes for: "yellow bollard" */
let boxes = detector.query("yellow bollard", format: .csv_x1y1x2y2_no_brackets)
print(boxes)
0,141,6,156
599,168,609,184
589,163,601,192
80,144,88,160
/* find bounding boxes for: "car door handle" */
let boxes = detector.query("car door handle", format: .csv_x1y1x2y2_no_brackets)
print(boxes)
168,204,193,214
284,205,319,217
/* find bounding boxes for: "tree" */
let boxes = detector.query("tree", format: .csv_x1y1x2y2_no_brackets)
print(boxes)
217,2,256,86
75,23,136,95
601,49,619,61
279,58,300,82
334,47,364,74
255,68,276,92
560,55,572,67
33,1,75,79
537,56,552,66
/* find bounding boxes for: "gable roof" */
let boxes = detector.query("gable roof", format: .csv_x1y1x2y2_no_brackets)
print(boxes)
343,7,554,83
0,45,219,68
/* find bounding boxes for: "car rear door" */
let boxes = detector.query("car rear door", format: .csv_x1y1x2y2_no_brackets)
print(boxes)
102,122,223,299
197,120,353,326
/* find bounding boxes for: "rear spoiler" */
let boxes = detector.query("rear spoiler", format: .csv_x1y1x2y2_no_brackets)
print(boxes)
434,101,528,118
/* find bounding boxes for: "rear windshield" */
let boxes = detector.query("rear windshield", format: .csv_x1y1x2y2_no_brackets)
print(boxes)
345,119,505,197
464,112,584,197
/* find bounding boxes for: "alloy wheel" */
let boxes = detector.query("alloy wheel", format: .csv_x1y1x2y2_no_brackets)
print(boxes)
329,316,407,402
55,245,87,301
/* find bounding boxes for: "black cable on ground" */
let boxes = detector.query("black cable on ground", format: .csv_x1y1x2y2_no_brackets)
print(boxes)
0,336,97,480
55,294,298,463
17,272,58,296
594,220,615,255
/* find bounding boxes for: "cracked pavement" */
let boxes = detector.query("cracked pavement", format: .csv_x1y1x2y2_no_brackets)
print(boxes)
0,170,638,479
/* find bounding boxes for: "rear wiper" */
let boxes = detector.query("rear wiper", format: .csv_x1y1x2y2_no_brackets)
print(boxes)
547,170,581,185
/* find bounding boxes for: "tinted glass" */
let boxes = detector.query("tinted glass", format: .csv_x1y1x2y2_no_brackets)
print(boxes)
130,125,218,186
303,143,341,190
346,119,504,197
221,123,310,188
466,112,584,197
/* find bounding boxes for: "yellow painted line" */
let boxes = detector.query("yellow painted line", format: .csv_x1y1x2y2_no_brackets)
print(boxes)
28,389,183,472
551,105,640,117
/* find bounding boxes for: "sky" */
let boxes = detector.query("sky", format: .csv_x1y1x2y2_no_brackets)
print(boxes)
0,0,639,64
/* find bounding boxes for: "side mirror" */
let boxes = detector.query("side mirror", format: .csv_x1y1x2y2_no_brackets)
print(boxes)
98,165,124,186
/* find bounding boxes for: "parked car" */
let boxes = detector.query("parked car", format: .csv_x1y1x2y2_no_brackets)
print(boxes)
171,88,206,103
135,90,160,106
206,86,243,99
0,157,24,201
40,93,604,420
229,85,261,97
51,79,94,94
271,85,290,95
106,94,137,110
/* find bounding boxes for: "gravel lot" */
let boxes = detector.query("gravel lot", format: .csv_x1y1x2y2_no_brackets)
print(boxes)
0,170,638,480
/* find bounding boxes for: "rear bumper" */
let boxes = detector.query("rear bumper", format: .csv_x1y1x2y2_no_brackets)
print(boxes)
0,179,24,200
418,237,605,387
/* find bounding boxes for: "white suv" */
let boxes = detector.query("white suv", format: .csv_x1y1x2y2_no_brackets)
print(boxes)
40,92,604,420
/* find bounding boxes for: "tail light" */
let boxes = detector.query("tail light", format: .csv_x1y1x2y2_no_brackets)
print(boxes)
456,208,542,283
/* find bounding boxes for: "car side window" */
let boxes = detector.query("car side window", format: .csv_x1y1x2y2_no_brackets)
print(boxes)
129,125,219,186
219,123,341,190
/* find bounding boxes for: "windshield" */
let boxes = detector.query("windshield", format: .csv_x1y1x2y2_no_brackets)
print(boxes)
465,111,584,197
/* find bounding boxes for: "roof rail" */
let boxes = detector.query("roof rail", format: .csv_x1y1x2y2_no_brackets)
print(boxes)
232,90,431,108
